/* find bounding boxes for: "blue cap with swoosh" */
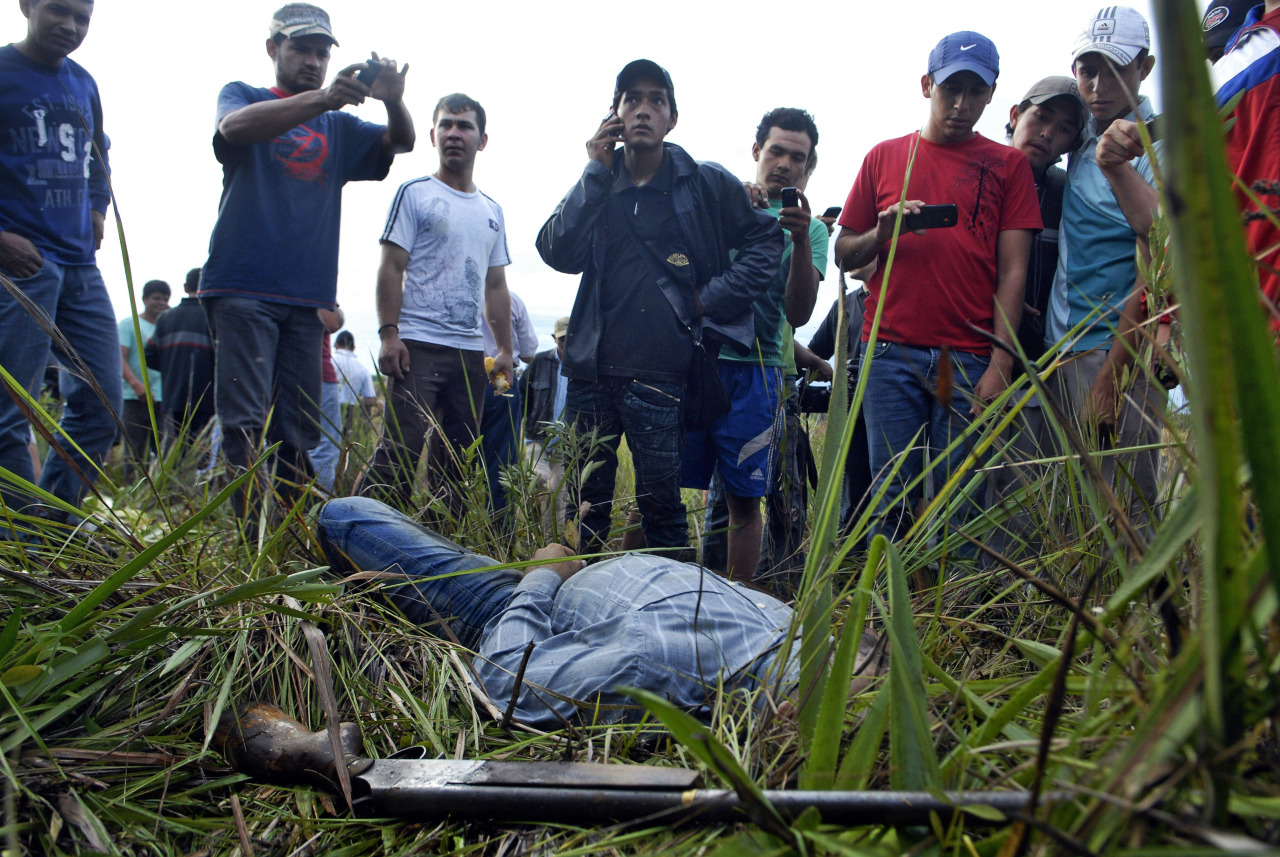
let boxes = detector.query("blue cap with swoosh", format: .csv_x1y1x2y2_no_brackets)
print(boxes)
928,31,1000,86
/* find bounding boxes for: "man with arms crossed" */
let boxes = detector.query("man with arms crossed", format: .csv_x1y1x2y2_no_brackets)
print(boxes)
537,60,781,556
361,94,513,519
1047,7,1165,530
687,108,825,583
199,3,413,526
834,32,1041,549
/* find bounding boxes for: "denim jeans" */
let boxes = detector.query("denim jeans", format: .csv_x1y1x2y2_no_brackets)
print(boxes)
205,297,323,520
0,260,121,513
480,381,521,513
308,380,342,494
318,496,519,650
860,341,990,547
566,376,688,553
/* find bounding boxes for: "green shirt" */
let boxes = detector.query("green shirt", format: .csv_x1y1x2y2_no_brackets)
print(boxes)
118,317,160,402
720,199,828,367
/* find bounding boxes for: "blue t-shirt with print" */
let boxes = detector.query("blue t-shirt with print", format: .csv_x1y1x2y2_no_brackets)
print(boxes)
0,45,110,267
199,82,391,308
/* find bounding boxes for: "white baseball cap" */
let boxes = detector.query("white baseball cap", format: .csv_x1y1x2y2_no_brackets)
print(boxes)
1072,6,1151,67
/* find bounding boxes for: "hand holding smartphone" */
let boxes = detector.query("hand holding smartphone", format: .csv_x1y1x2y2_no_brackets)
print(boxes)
355,58,381,87
902,203,958,231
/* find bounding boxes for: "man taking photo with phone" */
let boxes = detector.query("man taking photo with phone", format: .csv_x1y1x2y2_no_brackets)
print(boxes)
685,108,826,586
198,3,414,532
834,31,1041,553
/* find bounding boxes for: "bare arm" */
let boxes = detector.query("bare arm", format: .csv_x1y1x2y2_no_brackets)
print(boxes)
485,266,514,382
1096,120,1159,240
781,190,820,327
833,200,926,272
375,242,410,379
794,340,834,382
121,344,144,397
366,56,414,156
318,306,344,334
1088,257,1148,426
972,229,1032,412
218,68,365,146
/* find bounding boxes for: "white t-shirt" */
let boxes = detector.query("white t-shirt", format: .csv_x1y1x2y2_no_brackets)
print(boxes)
381,175,511,350
332,348,375,406
481,290,540,362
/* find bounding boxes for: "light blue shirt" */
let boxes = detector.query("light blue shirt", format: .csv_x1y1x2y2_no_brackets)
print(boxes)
473,554,799,728
1046,96,1161,352
551,367,568,440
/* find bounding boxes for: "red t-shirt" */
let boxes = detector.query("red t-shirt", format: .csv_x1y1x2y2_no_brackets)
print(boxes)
321,333,338,384
838,132,1042,354
1221,6,1280,313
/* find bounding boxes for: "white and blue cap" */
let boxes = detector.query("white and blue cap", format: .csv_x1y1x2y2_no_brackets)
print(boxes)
928,31,1000,86
1072,6,1151,66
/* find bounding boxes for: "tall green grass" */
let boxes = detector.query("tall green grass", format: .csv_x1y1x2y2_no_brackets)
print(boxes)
4,0,1280,851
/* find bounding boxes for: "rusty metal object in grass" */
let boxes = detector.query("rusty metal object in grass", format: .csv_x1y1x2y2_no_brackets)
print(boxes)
216,701,1057,827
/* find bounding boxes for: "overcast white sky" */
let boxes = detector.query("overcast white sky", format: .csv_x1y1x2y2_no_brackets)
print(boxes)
5,0,1186,371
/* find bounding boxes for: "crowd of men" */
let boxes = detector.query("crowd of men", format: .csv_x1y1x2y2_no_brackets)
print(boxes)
3,0,1279,720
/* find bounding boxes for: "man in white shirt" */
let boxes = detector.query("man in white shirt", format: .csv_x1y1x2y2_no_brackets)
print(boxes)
360,93,514,518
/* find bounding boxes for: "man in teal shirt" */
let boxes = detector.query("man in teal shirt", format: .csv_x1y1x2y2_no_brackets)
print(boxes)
1047,6,1165,530
119,279,170,479
682,108,826,583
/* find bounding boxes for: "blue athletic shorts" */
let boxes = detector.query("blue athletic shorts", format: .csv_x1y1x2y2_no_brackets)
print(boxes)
681,361,783,498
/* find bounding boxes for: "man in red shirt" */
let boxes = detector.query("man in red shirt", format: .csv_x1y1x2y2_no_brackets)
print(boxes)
834,31,1042,550
1213,1,1280,325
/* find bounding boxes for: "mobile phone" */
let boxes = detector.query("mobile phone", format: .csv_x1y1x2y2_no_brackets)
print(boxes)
781,187,799,209
1143,115,1162,143
822,206,842,219
902,203,958,231
356,59,381,87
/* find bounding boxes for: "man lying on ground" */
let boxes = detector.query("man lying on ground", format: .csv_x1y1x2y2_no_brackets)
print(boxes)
318,496,882,729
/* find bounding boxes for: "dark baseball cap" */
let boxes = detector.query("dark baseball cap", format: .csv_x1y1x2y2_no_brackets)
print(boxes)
613,60,676,110
1021,76,1086,125
1202,0,1255,54
269,4,339,45
928,32,1000,86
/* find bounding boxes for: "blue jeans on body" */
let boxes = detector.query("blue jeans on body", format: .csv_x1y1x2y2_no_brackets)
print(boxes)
0,260,122,516
308,380,343,494
318,496,520,650
480,381,521,513
566,376,688,553
205,297,323,520
860,341,990,550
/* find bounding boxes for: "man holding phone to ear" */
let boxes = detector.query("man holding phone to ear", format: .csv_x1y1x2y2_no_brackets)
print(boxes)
537,60,781,558
198,3,414,528
833,31,1041,551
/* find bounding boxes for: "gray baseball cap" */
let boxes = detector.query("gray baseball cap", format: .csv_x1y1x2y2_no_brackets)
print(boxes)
1021,76,1086,125
269,4,339,45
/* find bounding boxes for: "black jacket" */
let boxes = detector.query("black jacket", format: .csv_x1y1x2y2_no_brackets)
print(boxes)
143,296,216,421
536,143,783,381
520,348,562,441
